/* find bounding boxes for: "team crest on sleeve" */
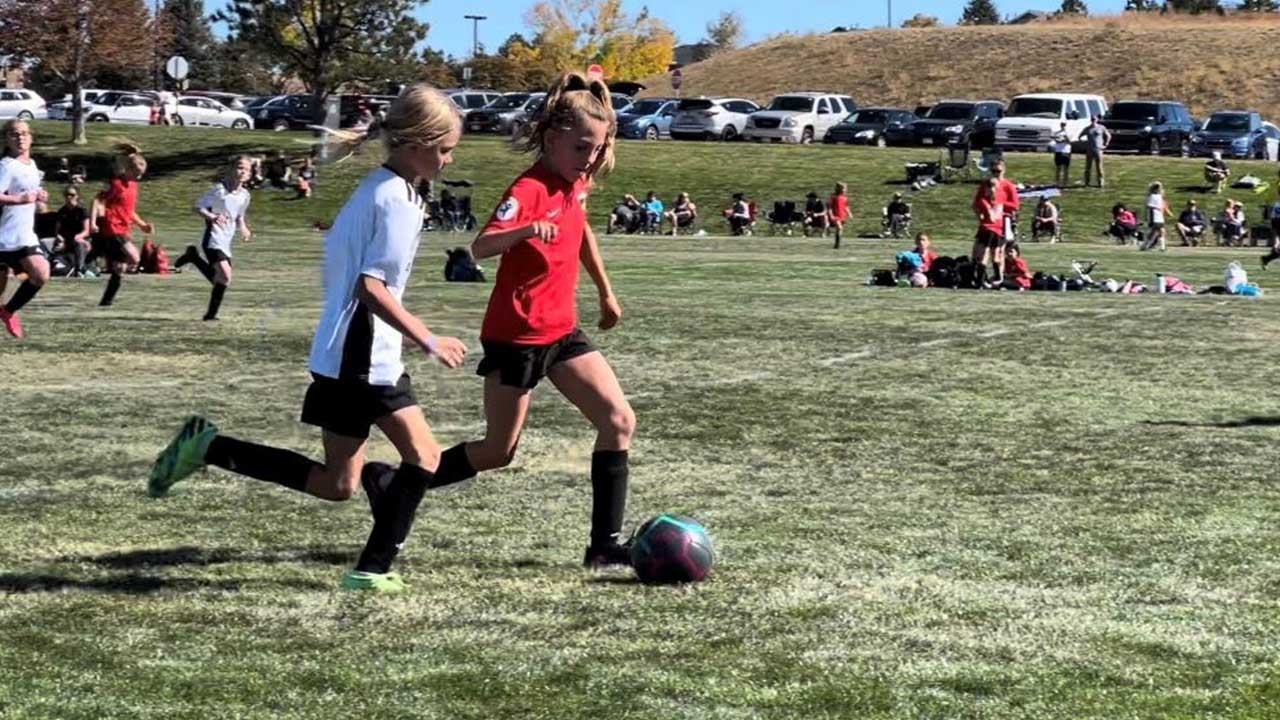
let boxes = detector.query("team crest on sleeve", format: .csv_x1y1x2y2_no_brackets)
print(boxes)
495,197,520,222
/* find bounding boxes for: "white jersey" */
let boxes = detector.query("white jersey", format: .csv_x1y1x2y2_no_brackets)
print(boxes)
1146,193,1165,225
197,183,251,258
309,166,425,386
0,156,42,251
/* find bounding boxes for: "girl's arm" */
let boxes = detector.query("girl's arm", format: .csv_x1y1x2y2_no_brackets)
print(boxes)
472,222,556,260
355,275,465,367
579,224,621,330
238,215,252,243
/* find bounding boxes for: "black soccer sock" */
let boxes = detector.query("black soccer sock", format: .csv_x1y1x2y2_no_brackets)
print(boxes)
428,443,477,489
99,273,122,306
355,463,434,574
205,283,227,320
590,450,629,547
3,281,41,314
1264,250,1280,267
204,435,319,494
190,253,214,282
973,263,987,289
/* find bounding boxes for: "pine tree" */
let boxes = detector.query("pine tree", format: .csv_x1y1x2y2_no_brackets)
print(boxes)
159,0,214,88
960,0,1001,25
1165,0,1222,12
1238,0,1277,9
1124,0,1156,10
1059,0,1089,15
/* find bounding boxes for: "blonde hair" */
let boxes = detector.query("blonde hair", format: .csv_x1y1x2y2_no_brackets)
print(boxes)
223,154,253,184
1149,181,1163,193
320,84,460,162
518,72,616,180
112,143,147,178
2,119,29,158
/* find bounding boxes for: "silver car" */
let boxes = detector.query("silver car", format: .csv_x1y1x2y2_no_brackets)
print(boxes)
670,97,760,141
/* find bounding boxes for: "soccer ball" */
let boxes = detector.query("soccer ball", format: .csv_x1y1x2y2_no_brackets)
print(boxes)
629,514,715,584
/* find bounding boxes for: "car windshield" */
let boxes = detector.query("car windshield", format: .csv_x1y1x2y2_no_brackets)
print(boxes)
927,104,973,120
849,110,889,124
627,100,666,115
678,99,714,111
1006,98,1063,118
488,94,530,110
611,96,632,110
768,96,815,113
1205,114,1251,132
1109,103,1159,121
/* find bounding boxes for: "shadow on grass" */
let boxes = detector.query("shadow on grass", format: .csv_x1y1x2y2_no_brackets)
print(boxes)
70,545,351,568
0,572,329,594
37,141,312,183
1141,416,1280,428
586,575,642,585
1175,185,1213,195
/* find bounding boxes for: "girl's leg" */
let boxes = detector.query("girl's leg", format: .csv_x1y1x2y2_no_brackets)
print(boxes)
3,254,50,314
100,242,139,306
463,374,533,472
202,429,367,500
548,352,636,553
205,260,232,320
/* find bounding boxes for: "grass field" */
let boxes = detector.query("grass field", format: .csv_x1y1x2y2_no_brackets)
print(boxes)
2,124,1280,719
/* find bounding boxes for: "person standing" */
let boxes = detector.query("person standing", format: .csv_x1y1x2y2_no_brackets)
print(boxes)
1078,116,1111,188
1051,121,1072,187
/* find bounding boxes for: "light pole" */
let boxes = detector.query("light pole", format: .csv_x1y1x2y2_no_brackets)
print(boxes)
464,15,487,59
887,0,892,28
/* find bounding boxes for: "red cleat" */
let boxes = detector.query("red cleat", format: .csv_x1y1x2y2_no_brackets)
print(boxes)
0,308,23,339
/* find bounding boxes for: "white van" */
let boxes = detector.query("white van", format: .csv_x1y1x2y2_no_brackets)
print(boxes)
994,93,1107,152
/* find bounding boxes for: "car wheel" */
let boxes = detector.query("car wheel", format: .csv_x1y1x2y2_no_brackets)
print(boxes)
232,119,250,130
1148,137,1160,156
272,118,289,132
875,135,887,148
721,125,738,142
89,115,108,123
800,127,814,144
644,125,659,141
16,111,33,121
171,115,185,127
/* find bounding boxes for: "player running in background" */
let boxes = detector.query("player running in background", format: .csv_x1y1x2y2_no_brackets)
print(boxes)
174,155,253,320
0,119,49,338
95,144,154,307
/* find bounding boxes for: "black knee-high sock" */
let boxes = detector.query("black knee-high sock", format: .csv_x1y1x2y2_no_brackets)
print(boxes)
203,435,319,493
99,273,122,306
973,263,987,289
191,254,214,282
205,283,227,320
3,281,41,314
429,443,477,489
1265,249,1280,266
590,450,629,547
355,463,434,573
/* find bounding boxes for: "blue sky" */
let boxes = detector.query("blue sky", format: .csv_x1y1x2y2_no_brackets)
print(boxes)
421,0,1130,58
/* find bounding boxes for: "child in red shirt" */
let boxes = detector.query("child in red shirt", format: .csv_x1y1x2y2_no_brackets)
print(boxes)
971,177,1004,288
828,182,850,249
907,233,938,287
430,70,638,569
1000,242,1032,290
95,144,153,307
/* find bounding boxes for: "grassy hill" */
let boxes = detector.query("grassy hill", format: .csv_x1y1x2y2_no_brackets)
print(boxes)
643,14,1280,120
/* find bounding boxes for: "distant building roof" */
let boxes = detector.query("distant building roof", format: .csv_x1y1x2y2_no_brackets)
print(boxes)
1008,11,1053,25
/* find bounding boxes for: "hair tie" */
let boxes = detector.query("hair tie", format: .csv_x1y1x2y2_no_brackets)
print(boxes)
587,64,605,82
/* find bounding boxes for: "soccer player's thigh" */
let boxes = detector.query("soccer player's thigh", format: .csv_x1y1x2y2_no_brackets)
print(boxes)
548,351,634,449
120,240,140,265
214,259,232,285
18,253,49,284
473,373,532,468
320,431,368,496
374,405,441,472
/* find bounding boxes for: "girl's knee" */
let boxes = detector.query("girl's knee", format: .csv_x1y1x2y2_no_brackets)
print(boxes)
601,404,637,442
317,467,360,501
472,439,518,470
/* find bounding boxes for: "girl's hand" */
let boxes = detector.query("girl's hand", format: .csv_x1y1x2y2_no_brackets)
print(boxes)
35,189,49,203
213,213,230,227
427,335,468,369
140,221,155,234
20,190,40,204
241,228,253,244
598,293,622,330
527,221,558,244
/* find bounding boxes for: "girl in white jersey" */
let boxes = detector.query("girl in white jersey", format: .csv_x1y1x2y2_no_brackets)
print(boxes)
149,85,468,593
0,119,49,339
175,156,253,320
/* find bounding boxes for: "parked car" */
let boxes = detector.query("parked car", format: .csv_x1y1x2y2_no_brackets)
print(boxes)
909,100,1004,148
743,92,857,144
0,89,47,121
84,92,158,124
465,92,545,135
182,91,251,111
172,96,253,129
670,97,759,141
47,89,110,120
611,95,635,114
1189,110,1277,159
252,94,318,130
1103,100,1196,156
447,90,502,119
823,107,917,146
994,93,1107,152
616,98,679,140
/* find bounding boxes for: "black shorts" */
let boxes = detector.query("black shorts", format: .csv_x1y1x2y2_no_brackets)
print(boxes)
94,234,133,264
1054,153,1071,167
975,228,1003,249
300,372,417,440
477,328,597,390
201,223,232,266
0,246,39,271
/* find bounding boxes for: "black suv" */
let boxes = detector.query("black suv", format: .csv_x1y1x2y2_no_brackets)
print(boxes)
252,94,318,130
907,100,1003,149
1104,100,1196,156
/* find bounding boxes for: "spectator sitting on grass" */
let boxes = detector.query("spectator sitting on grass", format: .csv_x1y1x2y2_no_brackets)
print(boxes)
802,192,828,236
1216,199,1246,246
1177,199,1207,247
1204,151,1230,194
607,194,641,234
725,193,753,236
901,233,937,288
265,151,292,189
1031,196,1060,243
246,157,266,189
1109,203,1140,244
663,192,697,236
883,192,911,238
295,157,316,199
642,191,664,232
999,242,1032,291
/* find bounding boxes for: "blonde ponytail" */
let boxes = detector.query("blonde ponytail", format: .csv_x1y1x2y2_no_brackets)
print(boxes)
518,71,617,180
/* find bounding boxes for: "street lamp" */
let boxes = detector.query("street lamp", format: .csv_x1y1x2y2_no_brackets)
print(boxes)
464,15,487,59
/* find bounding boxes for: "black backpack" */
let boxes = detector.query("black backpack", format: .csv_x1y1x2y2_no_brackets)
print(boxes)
444,248,485,283
928,255,961,289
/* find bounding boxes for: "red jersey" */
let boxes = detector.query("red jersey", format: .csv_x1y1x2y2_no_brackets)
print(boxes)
828,194,849,221
1005,256,1031,288
98,177,138,238
480,162,590,344
975,195,1004,234
973,178,1020,215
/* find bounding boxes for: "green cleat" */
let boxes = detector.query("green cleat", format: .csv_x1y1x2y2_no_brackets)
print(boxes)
341,570,407,593
148,416,219,498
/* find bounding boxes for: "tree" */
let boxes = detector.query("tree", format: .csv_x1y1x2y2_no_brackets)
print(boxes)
1124,0,1158,9
212,35,291,95
158,0,215,89
1165,0,1222,12
1058,0,1089,15
901,13,940,27
3,0,155,144
960,0,1001,25
216,0,430,123
1239,0,1279,9
704,10,744,53
525,0,675,82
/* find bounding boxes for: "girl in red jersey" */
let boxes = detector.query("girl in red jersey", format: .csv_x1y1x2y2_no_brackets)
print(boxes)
828,182,849,249
353,70,636,571
972,178,1004,288
95,144,154,306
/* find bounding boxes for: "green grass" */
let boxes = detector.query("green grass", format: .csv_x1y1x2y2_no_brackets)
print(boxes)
2,123,1280,719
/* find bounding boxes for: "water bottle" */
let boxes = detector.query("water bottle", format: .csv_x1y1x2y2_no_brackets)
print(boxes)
1155,273,1166,294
